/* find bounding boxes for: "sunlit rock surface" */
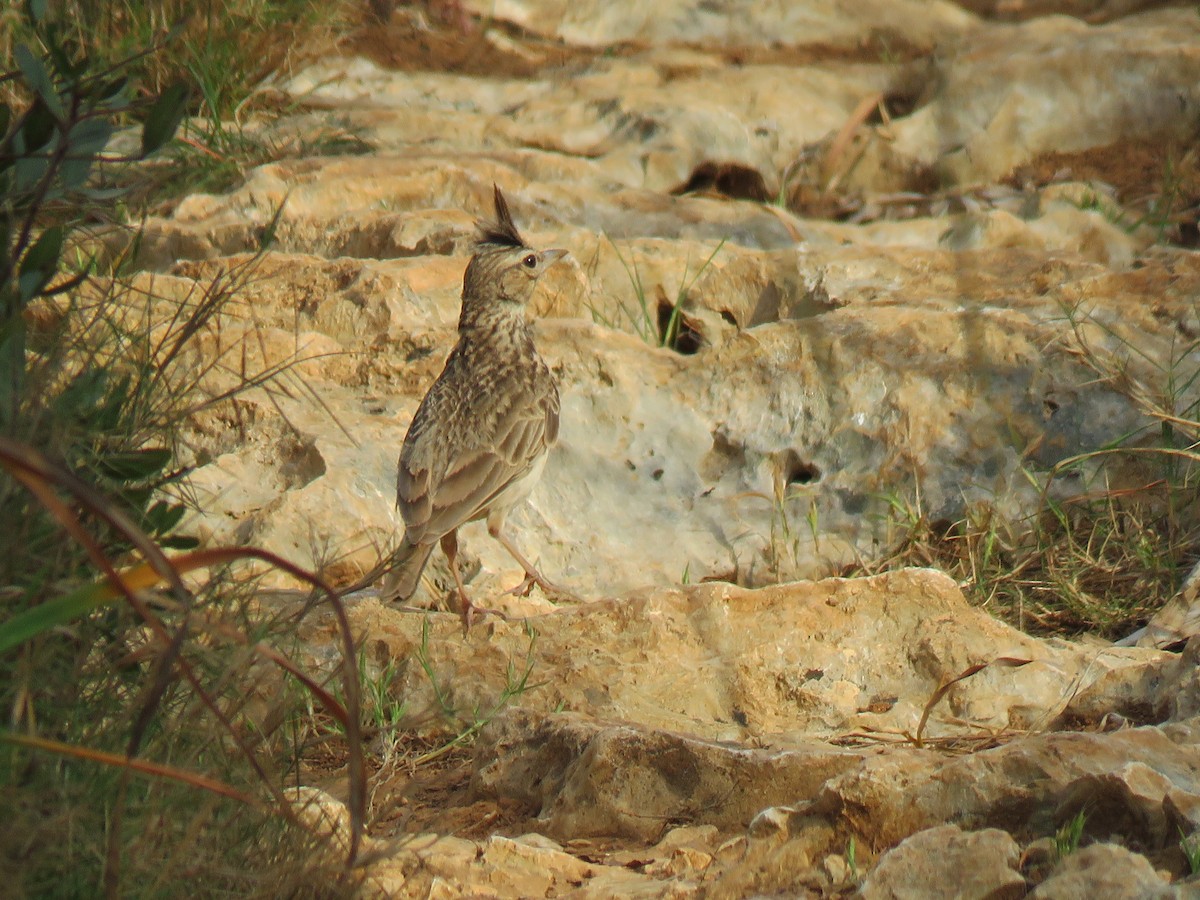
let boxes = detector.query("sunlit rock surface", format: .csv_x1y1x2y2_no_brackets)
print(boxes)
126,0,1200,894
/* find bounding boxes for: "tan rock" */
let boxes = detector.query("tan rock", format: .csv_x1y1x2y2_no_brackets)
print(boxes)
801,718,1200,849
1028,843,1175,899
82,7,1200,897
859,825,1025,900
851,9,1200,189
318,572,1166,747
464,0,975,48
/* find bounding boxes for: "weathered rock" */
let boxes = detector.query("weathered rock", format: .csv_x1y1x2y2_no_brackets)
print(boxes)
858,825,1025,900
312,571,1167,746
1063,637,1200,727
89,2,1200,896
124,12,1200,599
1027,843,1176,899
1133,561,1200,650
157,240,1200,601
464,0,976,48
848,9,1200,190
799,717,1200,851
471,710,864,841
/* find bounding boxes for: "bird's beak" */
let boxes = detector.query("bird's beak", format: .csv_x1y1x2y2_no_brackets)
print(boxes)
541,248,568,267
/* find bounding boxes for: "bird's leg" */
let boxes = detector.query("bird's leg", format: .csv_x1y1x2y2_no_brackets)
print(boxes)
487,516,579,603
441,530,508,631
440,530,476,631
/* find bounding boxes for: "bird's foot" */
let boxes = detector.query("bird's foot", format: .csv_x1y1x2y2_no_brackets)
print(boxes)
505,570,580,604
456,592,508,633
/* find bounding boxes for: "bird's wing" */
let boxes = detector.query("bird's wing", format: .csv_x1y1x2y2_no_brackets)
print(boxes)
398,385,552,545
544,384,560,446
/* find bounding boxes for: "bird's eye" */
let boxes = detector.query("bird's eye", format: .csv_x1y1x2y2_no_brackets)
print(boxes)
523,254,537,268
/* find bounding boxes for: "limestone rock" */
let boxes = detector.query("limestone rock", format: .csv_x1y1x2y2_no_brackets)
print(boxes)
1028,844,1176,899
800,718,1200,850
471,710,864,841
93,3,1200,896
462,0,976,48
859,825,1025,900
314,571,1167,747
1063,638,1200,727
850,9,1200,190
159,242,1199,600
1134,561,1200,650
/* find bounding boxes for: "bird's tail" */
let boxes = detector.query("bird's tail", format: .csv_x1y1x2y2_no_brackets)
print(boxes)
378,541,434,602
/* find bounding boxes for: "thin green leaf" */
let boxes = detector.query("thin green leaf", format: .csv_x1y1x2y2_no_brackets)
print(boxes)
96,448,171,482
17,225,63,302
44,31,85,83
97,76,129,103
19,98,56,152
141,82,190,156
39,265,90,298
13,149,49,194
14,44,64,121
54,367,108,419
144,500,187,536
61,118,112,189
159,534,200,550
25,0,49,24
0,578,120,653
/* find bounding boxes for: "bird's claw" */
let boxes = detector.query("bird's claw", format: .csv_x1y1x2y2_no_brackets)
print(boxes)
506,571,580,604
456,592,508,634
505,574,537,597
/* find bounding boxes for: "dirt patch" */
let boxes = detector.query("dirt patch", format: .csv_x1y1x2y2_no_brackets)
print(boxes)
359,742,536,839
1009,138,1200,246
1009,140,1176,200
343,6,598,78
345,3,934,79
950,0,1191,23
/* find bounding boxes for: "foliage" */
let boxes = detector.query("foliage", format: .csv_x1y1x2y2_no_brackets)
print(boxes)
3,0,360,206
1054,809,1088,859
594,236,726,353
1181,828,1200,877
854,299,1200,638
1,2,193,588
0,6,367,895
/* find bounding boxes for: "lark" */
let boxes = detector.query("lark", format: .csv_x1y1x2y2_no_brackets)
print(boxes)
378,185,572,627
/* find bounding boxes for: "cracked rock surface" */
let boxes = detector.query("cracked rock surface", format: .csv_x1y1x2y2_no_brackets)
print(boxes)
115,0,1200,894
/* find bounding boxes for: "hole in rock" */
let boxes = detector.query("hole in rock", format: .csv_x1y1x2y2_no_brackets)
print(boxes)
670,161,772,202
781,451,821,485
1178,217,1199,250
867,86,927,122
657,297,704,355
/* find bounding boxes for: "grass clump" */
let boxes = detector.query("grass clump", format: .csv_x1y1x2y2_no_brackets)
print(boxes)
1054,809,1088,860
593,236,725,353
1181,828,1200,876
856,301,1200,639
2,0,361,207
1,7,368,895
863,479,1196,637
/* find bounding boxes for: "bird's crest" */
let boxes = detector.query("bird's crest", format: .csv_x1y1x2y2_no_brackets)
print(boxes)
475,185,528,251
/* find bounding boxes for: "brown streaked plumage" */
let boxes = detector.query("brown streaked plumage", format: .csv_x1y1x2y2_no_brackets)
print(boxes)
378,185,572,627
